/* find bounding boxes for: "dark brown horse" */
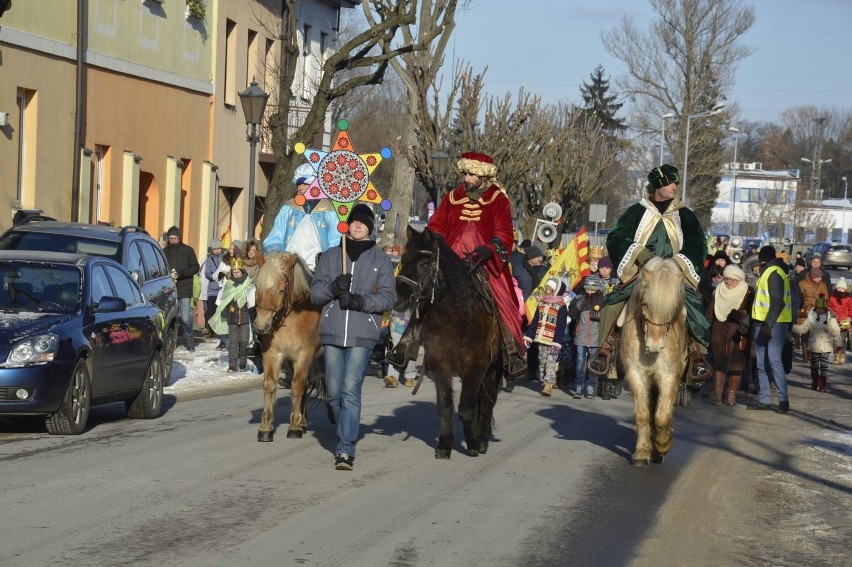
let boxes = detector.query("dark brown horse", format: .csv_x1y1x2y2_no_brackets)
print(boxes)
253,253,323,441
395,227,503,458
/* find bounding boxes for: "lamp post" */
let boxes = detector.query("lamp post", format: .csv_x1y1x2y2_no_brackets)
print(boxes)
727,126,740,237
682,102,726,202
842,176,848,243
238,79,268,240
659,112,675,166
801,157,832,202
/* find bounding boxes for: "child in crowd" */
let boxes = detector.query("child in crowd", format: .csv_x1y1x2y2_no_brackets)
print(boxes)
828,277,851,362
568,277,605,399
792,293,843,392
208,258,256,372
523,278,568,397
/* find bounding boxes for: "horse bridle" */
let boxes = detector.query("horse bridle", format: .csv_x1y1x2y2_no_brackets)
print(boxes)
255,279,291,328
396,246,440,317
640,303,674,338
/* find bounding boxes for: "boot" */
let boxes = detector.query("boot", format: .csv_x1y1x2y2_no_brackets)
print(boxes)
818,375,827,392
842,350,847,364
726,375,740,405
687,338,712,384
810,372,819,390
387,320,421,370
540,382,553,397
711,373,724,406
588,326,621,377
497,318,527,380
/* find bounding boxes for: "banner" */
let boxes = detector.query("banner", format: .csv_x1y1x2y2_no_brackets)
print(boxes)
524,227,591,323
220,225,232,250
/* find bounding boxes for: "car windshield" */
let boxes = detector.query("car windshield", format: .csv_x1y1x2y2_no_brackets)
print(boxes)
830,245,851,252
0,261,81,314
0,231,120,259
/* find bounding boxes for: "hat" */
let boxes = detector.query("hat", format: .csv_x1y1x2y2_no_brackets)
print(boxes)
348,203,375,234
758,245,776,264
545,278,560,292
723,264,745,281
519,239,532,249
456,151,498,178
232,239,245,251
209,237,223,250
166,226,181,238
647,164,681,191
525,245,544,261
836,277,848,291
293,163,316,186
230,257,244,271
589,246,606,260
598,256,613,270
811,252,822,260
815,293,829,309
810,268,823,280
795,258,806,268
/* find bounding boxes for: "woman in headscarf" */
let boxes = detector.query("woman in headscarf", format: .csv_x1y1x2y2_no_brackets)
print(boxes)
705,264,754,405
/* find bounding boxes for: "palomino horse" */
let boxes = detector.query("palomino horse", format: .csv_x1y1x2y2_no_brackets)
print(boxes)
395,227,503,458
617,257,688,466
253,253,323,441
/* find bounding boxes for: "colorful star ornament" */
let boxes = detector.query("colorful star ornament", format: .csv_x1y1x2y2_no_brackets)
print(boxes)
293,119,393,234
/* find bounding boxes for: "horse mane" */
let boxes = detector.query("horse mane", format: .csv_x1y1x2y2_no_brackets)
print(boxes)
255,252,313,300
629,256,685,323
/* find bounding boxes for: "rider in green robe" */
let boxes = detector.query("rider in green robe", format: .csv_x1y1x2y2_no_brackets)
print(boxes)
588,164,711,384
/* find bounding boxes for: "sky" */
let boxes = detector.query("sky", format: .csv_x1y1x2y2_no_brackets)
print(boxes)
445,0,852,125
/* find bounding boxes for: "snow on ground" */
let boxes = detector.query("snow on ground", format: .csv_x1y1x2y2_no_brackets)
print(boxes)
164,337,262,397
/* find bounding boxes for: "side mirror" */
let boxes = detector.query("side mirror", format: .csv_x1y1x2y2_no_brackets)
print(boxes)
131,270,141,283
96,296,127,313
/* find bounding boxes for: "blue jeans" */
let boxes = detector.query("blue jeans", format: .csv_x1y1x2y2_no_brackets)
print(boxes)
323,345,372,458
575,345,599,395
754,322,789,404
178,297,193,338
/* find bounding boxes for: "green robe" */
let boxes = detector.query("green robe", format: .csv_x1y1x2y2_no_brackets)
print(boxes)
605,196,710,347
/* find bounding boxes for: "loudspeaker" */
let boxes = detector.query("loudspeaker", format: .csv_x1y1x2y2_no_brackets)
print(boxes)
535,220,558,243
542,202,562,221
782,237,792,247
731,250,743,263
729,236,743,249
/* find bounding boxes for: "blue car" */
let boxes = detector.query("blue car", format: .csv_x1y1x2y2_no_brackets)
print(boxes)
0,251,166,434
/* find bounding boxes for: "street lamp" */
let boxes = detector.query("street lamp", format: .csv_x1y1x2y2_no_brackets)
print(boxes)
660,112,675,166
682,102,726,202
727,126,740,237
801,157,832,202
842,176,848,243
238,79,269,240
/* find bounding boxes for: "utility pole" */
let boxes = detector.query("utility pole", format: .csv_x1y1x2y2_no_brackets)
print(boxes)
812,116,827,197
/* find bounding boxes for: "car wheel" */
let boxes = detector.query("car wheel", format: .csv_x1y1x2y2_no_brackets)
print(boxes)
45,359,91,435
163,325,177,380
126,351,164,419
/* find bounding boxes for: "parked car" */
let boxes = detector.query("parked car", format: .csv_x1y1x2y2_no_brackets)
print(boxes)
0,251,166,434
0,220,179,372
804,242,852,269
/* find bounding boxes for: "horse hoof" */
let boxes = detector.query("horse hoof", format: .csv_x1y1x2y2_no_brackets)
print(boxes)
300,425,308,433
633,457,650,467
651,454,665,464
435,449,451,459
286,429,303,439
257,430,274,442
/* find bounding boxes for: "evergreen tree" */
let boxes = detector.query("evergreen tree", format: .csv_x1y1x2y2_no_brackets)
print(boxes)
580,64,626,133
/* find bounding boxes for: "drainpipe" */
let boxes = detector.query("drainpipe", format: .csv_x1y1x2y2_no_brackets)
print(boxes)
71,0,86,221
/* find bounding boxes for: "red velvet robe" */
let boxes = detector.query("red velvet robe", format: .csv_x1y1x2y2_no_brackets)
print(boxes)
428,183,524,352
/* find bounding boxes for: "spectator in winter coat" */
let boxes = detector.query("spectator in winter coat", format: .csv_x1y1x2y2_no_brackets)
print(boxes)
828,277,852,362
792,293,843,392
514,244,548,302
208,258,256,372
568,277,605,399
163,226,200,351
310,204,396,471
202,239,227,348
798,268,830,364
523,278,568,397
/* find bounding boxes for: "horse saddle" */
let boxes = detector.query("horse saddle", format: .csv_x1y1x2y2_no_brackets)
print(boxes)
471,266,496,316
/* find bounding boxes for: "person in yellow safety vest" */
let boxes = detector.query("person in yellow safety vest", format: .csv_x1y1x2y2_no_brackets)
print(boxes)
749,245,793,413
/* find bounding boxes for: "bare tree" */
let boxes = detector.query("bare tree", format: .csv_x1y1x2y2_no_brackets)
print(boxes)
261,1,420,240
602,0,756,225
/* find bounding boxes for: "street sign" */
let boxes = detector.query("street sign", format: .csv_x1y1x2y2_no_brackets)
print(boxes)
589,204,607,222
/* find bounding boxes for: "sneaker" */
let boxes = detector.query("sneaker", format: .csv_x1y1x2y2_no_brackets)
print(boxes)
777,400,790,414
747,403,770,411
335,454,354,471
227,366,237,373
584,393,595,399
216,341,227,351
571,390,582,399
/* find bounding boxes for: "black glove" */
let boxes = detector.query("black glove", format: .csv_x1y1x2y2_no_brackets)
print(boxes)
331,273,352,298
339,292,363,311
726,309,741,323
759,324,772,341
473,245,492,263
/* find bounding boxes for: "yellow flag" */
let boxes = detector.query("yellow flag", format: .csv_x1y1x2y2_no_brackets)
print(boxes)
220,226,232,250
524,227,591,324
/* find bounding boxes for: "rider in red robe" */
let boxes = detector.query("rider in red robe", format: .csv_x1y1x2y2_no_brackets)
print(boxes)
429,152,527,379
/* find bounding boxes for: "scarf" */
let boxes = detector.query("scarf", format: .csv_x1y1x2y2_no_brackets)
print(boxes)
713,279,748,322
345,237,375,262
636,197,684,254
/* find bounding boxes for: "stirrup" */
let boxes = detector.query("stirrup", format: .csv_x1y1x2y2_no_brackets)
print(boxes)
587,351,613,377
506,355,527,380
686,341,711,384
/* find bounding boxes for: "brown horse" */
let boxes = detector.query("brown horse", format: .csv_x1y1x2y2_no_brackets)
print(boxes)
253,252,323,441
617,257,688,466
395,227,503,458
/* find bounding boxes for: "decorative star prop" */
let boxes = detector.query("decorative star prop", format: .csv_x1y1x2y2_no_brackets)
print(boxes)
293,119,393,234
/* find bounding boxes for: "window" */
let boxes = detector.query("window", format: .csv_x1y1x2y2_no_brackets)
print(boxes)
224,19,237,106
303,25,312,56
105,265,143,307
125,242,145,281
138,241,167,280
247,29,259,85
320,32,328,58
90,265,112,305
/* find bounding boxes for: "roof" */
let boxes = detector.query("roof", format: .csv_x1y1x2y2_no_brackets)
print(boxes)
0,250,89,265
8,220,149,242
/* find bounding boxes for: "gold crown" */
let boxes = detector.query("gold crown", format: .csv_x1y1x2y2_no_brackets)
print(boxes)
230,258,244,271
589,246,606,259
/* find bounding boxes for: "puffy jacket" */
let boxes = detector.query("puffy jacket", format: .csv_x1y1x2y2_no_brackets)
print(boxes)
829,291,852,327
310,242,396,349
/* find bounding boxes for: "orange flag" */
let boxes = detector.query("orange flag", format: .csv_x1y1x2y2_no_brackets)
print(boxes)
524,227,591,324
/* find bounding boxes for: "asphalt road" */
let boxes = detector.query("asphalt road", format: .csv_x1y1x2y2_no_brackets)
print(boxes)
1,350,849,567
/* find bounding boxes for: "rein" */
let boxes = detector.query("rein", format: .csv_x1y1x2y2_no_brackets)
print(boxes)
396,246,440,317
255,279,291,327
